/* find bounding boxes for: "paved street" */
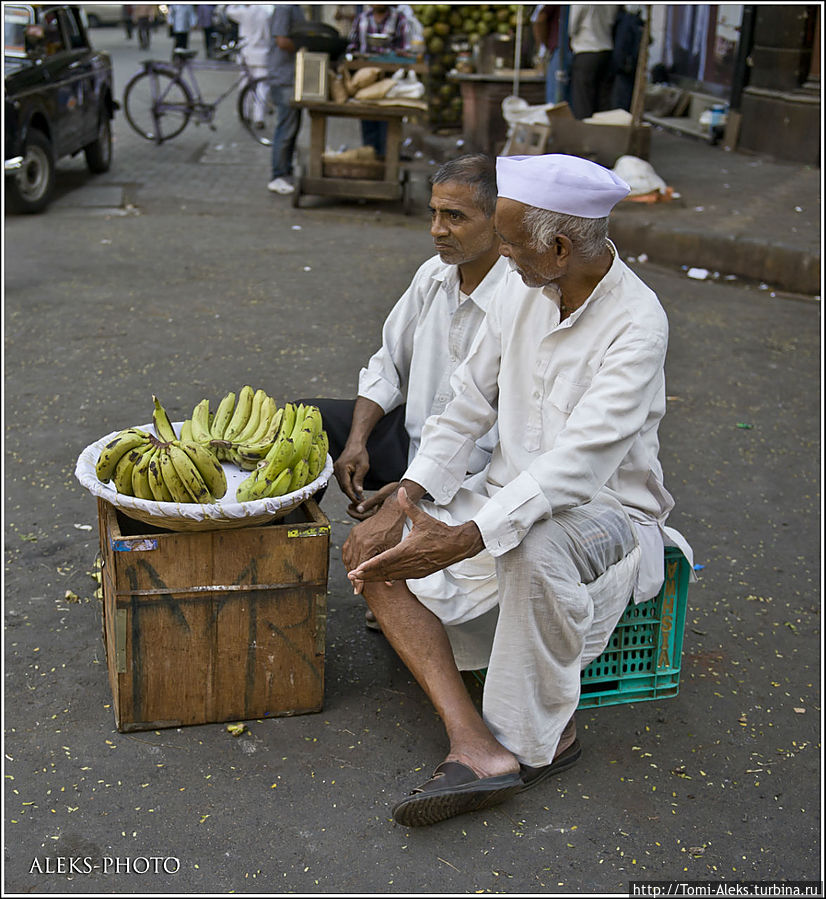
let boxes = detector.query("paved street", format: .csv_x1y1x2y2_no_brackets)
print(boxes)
3,24,822,897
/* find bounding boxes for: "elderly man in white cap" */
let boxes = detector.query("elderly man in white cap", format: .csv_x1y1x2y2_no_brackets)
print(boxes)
344,154,692,827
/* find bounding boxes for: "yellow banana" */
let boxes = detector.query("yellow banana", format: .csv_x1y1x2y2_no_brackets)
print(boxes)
267,467,294,498
131,446,158,500
243,396,278,446
239,468,273,502
224,385,254,442
112,446,145,496
236,408,283,468
159,447,194,502
288,457,310,493
278,402,296,444
233,388,267,444
148,451,174,502
211,391,236,439
168,443,212,503
95,428,151,482
152,395,177,442
190,398,212,445
180,419,194,443
176,440,227,499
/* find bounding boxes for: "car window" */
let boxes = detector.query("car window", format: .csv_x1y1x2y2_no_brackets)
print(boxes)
3,5,33,57
63,6,87,49
42,7,66,56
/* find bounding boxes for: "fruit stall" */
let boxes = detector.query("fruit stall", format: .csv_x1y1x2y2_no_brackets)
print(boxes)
75,390,333,731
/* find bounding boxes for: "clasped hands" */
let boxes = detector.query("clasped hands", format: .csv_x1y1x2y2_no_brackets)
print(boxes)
342,485,485,595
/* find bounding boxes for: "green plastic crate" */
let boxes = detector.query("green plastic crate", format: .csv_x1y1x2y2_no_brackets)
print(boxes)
471,546,691,709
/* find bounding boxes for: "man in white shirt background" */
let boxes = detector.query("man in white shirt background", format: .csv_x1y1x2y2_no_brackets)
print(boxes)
307,155,506,640
568,3,619,119
344,154,692,827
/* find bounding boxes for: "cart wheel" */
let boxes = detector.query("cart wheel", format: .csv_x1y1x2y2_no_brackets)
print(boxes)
401,170,413,216
292,164,302,208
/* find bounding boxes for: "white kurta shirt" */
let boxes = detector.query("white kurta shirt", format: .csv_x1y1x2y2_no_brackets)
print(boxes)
405,245,692,602
357,254,507,471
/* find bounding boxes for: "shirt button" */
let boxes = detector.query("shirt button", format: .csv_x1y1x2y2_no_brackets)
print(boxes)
533,390,541,399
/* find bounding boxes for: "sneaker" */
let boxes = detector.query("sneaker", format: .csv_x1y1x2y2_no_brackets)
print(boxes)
267,177,294,195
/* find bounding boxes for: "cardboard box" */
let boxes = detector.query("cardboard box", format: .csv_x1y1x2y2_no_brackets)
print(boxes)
501,121,551,156
547,117,651,167
97,499,330,732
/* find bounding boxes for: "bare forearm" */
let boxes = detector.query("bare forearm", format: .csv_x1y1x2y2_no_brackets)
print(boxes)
344,396,386,450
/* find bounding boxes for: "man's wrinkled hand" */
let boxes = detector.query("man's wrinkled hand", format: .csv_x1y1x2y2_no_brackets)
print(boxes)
341,489,406,590
346,481,400,520
333,443,370,506
346,487,484,590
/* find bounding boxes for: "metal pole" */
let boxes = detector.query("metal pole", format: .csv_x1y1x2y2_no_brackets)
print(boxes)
556,6,570,104
630,6,652,127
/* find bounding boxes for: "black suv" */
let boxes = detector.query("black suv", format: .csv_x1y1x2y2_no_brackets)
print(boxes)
4,4,116,213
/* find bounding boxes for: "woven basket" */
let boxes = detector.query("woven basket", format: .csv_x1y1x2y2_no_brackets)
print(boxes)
76,423,332,533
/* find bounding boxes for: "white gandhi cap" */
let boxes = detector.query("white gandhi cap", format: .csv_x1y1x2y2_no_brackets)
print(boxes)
496,154,630,218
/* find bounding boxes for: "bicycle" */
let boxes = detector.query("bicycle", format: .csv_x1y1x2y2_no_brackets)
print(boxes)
122,41,275,146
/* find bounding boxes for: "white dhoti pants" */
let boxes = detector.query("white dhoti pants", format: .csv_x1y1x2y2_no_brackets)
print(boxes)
408,491,641,767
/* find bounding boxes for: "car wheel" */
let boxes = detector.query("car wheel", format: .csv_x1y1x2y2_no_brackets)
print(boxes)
6,129,55,214
84,114,112,174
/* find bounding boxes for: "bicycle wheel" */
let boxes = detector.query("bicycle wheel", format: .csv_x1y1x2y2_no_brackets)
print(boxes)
238,77,275,146
123,69,193,143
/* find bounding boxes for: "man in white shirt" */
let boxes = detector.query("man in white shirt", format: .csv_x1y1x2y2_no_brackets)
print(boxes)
311,155,505,632
344,154,692,827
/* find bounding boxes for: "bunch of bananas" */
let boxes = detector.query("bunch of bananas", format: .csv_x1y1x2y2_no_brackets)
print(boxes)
94,396,227,504
185,385,287,471
235,402,328,502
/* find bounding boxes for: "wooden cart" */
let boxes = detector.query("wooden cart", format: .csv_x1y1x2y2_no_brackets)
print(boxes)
290,99,415,212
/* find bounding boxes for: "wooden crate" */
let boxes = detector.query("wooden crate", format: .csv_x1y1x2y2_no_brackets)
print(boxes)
97,498,330,732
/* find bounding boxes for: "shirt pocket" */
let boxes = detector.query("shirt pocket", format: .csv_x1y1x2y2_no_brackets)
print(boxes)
548,374,590,415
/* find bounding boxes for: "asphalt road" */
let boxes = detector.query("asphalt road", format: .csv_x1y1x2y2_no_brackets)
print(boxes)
3,23,822,897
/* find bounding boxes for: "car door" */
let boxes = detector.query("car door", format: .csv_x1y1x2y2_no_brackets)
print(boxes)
39,6,93,154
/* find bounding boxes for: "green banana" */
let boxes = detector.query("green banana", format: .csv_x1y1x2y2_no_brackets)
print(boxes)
290,403,307,438
235,469,262,503
159,447,193,502
278,402,296,445
211,391,236,440
95,428,151,482
315,429,329,462
176,440,227,499
152,395,177,442
261,436,294,480
112,447,145,496
267,467,294,498
148,451,174,502
301,405,323,440
234,388,267,444
288,457,310,493
190,398,212,445
168,443,212,503
306,443,323,483
224,385,254,442
180,419,194,443
289,426,314,469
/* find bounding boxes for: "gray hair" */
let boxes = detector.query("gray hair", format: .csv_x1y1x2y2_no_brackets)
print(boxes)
522,207,610,261
430,154,497,218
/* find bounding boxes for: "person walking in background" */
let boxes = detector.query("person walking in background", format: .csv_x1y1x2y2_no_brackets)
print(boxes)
197,4,217,58
531,4,564,105
610,5,645,111
132,5,156,50
226,4,275,126
568,4,619,119
347,5,411,157
123,5,134,39
267,4,305,195
168,4,197,54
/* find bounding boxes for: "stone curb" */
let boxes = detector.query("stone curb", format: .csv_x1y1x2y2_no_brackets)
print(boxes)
609,216,821,296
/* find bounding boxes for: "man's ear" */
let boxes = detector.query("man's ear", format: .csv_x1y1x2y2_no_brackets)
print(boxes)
556,234,574,262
